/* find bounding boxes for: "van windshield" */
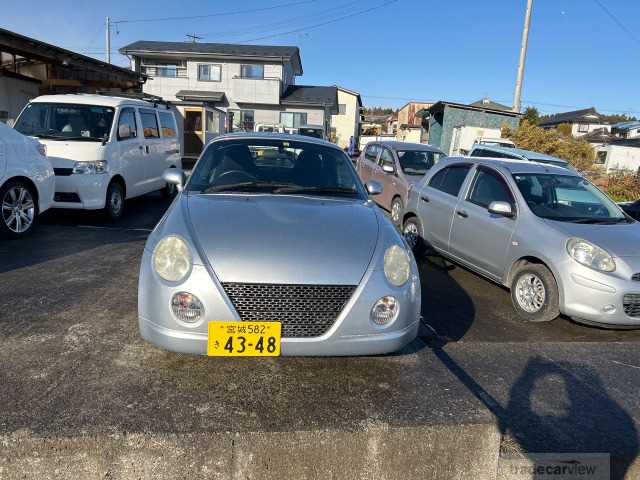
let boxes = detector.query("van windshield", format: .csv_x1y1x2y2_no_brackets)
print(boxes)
14,103,115,142
513,173,630,224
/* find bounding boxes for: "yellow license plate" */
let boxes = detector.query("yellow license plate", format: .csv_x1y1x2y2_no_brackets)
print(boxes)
207,322,281,357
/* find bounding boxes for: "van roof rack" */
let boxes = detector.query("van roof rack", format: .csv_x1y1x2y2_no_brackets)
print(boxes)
94,91,172,108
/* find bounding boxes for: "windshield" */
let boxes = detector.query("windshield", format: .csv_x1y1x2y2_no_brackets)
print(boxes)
188,138,364,199
513,173,629,223
481,141,514,148
14,102,115,141
298,128,324,139
397,150,442,175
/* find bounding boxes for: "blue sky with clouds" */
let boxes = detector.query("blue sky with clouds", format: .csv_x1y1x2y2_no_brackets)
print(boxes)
2,0,639,114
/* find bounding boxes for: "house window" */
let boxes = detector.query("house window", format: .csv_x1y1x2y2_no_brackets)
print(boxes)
240,64,264,79
280,112,307,128
198,64,221,82
338,104,346,115
596,151,607,165
577,123,589,133
229,110,254,131
140,59,187,78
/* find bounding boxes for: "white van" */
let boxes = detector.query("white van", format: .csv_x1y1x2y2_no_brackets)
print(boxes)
13,94,181,220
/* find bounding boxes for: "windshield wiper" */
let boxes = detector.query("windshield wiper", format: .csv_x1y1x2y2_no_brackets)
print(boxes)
569,218,627,224
274,186,360,196
202,181,295,194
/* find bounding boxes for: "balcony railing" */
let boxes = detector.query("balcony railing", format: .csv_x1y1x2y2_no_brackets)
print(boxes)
232,76,281,105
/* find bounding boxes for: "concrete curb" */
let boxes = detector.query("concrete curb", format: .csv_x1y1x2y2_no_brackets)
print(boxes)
0,423,501,480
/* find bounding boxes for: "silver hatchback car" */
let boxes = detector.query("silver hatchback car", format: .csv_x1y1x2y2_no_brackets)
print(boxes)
402,156,640,327
138,133,421,356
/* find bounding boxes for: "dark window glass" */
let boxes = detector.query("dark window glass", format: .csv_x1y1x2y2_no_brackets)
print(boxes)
470,148,489,157
158,111,177,137
240,64,264,79
397,150,440,175
468,168,514,208
139,110,159,138
280,112,307,129
379,148,395,167
365,144,379,162
117,107,137,140
429,165,471,197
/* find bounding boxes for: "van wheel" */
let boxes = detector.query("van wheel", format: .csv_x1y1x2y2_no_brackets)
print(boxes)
0,179,37,239
402,216,426,259
105,181,124,221
510,263,559,322
390,196,403,227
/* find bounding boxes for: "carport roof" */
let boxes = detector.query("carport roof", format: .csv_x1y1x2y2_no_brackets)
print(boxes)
175,90,225,102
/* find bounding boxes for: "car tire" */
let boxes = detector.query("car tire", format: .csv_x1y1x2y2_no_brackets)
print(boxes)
402,216,426,259
510,263,559,323
104,181,125,221
161,181,177,199
390,196,403,227
0,179,37,239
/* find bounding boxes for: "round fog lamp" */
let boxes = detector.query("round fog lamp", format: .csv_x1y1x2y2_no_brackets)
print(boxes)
370,296,399,326
171,292,204,323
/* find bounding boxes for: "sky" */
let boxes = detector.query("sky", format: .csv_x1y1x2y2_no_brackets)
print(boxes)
2,0,639,115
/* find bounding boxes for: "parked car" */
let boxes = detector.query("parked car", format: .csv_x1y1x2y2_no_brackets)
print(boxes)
619,199,640,221
473,137,516,148
254,123,284,133
297,124,325,140
357,141,445,226
0,121,54,238
13,94,181,220
402,156,640,328
138,133,421,356
469,145,571,169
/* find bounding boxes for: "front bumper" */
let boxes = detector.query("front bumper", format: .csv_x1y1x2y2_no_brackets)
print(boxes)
52,173,110,210
559,257,640,327
138,250,422,356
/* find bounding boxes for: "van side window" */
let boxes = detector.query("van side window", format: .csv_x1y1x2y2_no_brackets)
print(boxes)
140,109,159,138
429,165,471,197
117,108,137,140
159,112,177,137
470,148,488,158
467,167,514,208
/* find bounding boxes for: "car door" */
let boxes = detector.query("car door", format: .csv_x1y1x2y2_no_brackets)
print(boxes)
137,108,163,193
157,110,180,186
115,107,144,196
358,143,379,184
376,147,399,210
448,166,517,279
417,163,472,252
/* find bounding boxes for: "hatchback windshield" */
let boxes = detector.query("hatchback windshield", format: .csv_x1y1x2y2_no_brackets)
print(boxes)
397,150,442,175
188,138,364,198
513,173,629,223
14,103,115,141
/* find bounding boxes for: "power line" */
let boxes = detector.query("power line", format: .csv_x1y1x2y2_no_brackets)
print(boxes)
237,0,398,43
112,0,317,25
593,0,640,46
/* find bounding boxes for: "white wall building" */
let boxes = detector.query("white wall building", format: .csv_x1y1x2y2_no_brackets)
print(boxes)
120,41,338,159
330,86,362,149
539,107,611,138
593,139,640,174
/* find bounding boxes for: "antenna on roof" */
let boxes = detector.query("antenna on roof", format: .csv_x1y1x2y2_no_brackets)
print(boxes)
186,33,204,43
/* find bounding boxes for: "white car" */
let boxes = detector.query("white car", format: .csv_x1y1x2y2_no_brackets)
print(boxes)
13,94,181,220
0,121,54,238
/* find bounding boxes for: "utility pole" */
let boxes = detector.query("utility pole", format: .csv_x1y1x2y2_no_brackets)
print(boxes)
513,0,533,113
186,33,203,43
105,16,111,64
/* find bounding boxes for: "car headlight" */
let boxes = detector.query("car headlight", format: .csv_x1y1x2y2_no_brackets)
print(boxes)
566,237,615,272
152,235,192,282
73,160,107,174
384,244,411,286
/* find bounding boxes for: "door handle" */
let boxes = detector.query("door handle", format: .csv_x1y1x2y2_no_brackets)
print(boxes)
456,210,468,218
145,145,150,154
420,195,430,203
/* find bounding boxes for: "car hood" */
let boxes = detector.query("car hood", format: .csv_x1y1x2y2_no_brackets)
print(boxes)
185,194,380,284
36,139,104,168
544,219,640,257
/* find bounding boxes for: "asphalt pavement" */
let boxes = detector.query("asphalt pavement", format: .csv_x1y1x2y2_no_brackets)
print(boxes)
1,193,640,478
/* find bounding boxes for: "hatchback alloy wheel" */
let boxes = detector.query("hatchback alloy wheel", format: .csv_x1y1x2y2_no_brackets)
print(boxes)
391,198,402,225
403,221,419,249
2,185,35,234
515,273,546,313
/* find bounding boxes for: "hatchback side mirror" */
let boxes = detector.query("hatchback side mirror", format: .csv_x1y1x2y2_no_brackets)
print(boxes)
365,180,383,196
163,168,186,192
488,201,514,218
118,124,131,139
382,164,395,174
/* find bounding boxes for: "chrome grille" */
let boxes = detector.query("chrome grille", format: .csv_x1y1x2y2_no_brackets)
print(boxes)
623,294,640,318
221,283,356,338
632,273,640,282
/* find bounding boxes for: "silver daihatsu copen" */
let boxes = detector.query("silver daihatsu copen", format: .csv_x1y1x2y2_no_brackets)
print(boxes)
138,133,421,356
403,156,640,328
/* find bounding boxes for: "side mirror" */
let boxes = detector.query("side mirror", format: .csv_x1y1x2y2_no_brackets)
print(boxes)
365,180,383,196
488,201,514,218
382,164,395,174
163,168,186,192
118,124,131,139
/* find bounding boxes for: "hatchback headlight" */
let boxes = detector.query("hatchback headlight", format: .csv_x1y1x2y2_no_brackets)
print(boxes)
566,237,615,272
384,244,411,286
152,235,192,282
73,160,107,174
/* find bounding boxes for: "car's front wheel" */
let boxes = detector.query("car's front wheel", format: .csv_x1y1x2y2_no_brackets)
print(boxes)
403,216,426,259
105,181,125,221
0,179,37,239
510,263,559,322
390,196,403,227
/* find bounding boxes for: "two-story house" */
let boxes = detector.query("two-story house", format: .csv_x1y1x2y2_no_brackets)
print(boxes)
119,40,338,158
539,107,611,137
